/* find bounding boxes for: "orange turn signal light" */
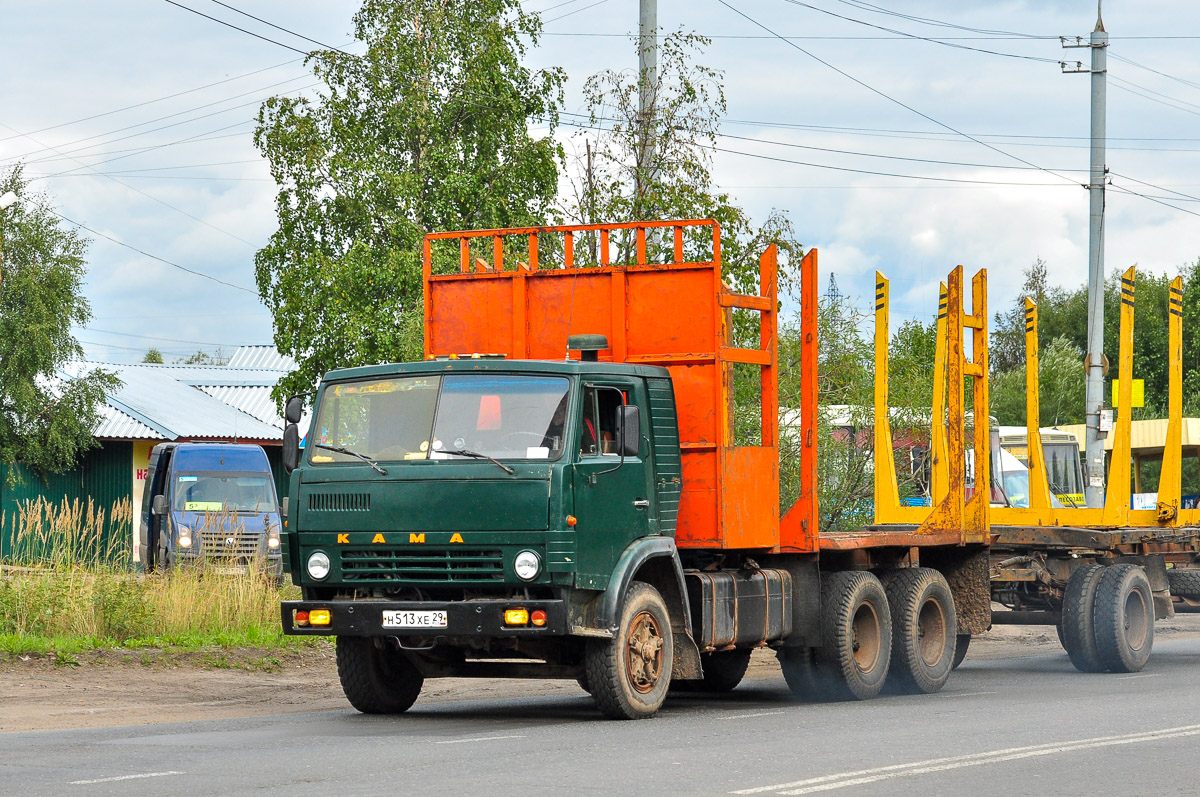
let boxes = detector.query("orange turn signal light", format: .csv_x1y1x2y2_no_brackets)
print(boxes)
309,609,332,626
504,608,529,626
566,515,577,527
531,610,547,627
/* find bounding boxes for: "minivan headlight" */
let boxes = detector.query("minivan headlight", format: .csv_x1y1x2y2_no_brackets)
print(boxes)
514,550,541,581
307,551,331,580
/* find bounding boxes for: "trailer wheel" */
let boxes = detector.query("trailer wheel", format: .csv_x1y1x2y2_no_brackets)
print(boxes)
952,634,971,669
1061,564,1106,673
885,568,956,694
1094,564,1154,673
1167,568,1200,600
819,571,892,701
336,636,424,714
586,581,673,719
577,672,592,695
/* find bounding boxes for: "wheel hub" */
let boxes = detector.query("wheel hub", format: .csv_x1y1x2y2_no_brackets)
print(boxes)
626,610,665,694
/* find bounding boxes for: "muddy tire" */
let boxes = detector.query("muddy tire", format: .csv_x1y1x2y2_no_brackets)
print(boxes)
1061,564,1106,673
1167,568,1200,600
336,636,424,714
884,568,956,694
952,634,971,669
1094,564,1154,673
819,570,892,701
586,581,673,719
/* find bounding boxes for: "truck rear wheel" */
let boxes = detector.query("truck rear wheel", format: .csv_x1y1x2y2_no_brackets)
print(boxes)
1094,564,1154,673
336,636,424,714
778,646,830,701
819,570,892,701
952,634,970,669
885,568,956,694
1061,564,1106,673
586,581,673,719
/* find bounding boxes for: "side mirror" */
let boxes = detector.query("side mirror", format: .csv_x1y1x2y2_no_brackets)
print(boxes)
617,405,640,458
283,424,300,473
285,396,304,425
152,494,168,516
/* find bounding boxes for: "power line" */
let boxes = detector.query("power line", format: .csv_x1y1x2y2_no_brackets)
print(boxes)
831,0,1045,39
208,1,344,51
41,205,258,294
716,1,1080,188
0,57,305,145
6,81,315,169
84,326,248,346
544,0,611,23
160,0,310,55
1110,52,1200,93
780,0,1059,63
540,32,1200,41
1109,75,1200,117
2,121,259,247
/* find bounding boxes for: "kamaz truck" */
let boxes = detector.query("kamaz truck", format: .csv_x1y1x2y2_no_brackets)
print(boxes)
279,221,992,719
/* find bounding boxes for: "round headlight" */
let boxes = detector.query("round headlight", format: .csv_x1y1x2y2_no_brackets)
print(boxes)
177,534,192,549
514,550,541,581
307,551,331,580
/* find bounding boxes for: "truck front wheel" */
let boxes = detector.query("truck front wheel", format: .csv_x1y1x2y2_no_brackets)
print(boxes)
586,581,674,719
336,636,424,714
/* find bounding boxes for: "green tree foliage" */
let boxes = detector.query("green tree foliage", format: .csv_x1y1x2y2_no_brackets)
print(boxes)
990,336,1086,427
141,348,164,364
0,166,118,478
254,0,565,401
991,258,1200,425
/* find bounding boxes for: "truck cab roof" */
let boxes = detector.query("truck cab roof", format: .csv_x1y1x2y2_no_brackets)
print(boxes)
320,359,672,383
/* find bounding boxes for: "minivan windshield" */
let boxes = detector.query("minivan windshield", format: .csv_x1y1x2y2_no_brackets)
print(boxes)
309,374,570,464
173,473,277,512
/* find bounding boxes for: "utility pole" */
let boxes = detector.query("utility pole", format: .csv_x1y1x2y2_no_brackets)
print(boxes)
586,139,597,263
637,0,657,206
1062,2,1108,507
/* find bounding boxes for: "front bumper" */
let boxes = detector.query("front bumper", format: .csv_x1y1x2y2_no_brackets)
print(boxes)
281,599,569,637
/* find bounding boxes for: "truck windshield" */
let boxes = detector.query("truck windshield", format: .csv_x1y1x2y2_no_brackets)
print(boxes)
310,374,570,464
173,473,277,512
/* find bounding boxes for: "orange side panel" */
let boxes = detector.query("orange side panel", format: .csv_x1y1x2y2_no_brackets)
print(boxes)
431,277,513,355
666,364,719,448
677,451,719,547
625,268,716,357
720,447,778,549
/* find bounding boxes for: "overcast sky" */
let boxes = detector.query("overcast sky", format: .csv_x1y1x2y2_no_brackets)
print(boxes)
2,0,1198,364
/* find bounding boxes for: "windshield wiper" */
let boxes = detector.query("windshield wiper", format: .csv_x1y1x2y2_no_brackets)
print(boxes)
313,443,389,475
442,449,515,476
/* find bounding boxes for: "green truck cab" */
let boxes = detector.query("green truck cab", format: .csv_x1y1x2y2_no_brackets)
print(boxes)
281,352,709,718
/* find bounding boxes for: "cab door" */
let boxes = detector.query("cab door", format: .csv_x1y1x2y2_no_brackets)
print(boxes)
572,379,655,589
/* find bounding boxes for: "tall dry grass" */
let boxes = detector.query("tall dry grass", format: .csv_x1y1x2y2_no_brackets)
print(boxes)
1,497,296,651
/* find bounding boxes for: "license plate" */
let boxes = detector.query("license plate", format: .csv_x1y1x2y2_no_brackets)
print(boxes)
382,610,447,629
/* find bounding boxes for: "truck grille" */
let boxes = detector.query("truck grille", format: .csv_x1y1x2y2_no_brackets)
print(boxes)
198,531,261,557
340,548,504,582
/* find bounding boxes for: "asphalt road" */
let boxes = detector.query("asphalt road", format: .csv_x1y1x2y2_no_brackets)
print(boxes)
7,638,1200,797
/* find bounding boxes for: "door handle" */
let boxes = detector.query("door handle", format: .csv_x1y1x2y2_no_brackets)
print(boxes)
633,499,650,509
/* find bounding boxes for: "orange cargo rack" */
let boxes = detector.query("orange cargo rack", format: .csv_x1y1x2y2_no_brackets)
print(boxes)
423,220,819,553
